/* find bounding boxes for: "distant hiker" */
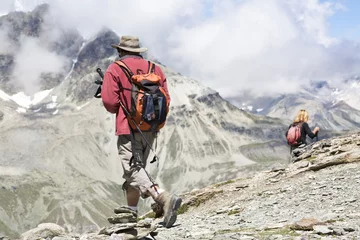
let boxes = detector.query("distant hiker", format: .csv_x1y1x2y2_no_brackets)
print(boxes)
286,109,320,153
101,36,182,228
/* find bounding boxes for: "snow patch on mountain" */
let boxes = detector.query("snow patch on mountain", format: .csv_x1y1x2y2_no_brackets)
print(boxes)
0,89,54,108
64,59,78,81
0,166,27,176
45,95,58,109
76,101,90,110
334,81,360,111
13,90,53,108
166,74,215,107
16,107,26,113
0,90,10,101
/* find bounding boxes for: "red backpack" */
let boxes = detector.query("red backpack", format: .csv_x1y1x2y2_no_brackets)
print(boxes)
286,123,303,146
115,60,170,132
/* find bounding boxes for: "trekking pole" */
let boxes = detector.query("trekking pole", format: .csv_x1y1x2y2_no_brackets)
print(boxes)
93,68,104,98
96,68,159,163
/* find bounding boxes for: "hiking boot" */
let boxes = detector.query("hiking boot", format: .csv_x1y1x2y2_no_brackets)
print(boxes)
151,202,164,218
155,191,182,228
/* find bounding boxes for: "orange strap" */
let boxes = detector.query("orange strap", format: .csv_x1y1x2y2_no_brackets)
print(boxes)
115,60,133,79
116,60,155,74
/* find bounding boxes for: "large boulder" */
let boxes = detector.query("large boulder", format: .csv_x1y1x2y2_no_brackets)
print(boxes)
20,223,65,240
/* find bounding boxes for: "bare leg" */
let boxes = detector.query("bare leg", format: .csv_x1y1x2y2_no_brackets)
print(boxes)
126,186,140,207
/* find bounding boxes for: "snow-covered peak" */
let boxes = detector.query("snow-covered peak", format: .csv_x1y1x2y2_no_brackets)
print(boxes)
0,89,10,102
0,89,53,109
165,72,216,107
9,0,48,12
334,80,360,111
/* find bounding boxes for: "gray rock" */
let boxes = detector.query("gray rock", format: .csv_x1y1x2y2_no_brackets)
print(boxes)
52,237,76,240
343,227,355,232
0,235,10,240
330,227,345,236
108,214,137,224
79,233,110,240
114,206,137,216
20,223,66,240
99,223,137,235
313,225,333,235
109,234,124,240
291,218,325,231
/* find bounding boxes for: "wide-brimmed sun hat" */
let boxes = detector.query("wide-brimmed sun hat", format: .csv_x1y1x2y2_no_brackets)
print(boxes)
111,35,148,53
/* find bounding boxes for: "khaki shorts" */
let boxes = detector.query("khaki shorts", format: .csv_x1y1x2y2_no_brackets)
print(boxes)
117,132,157,198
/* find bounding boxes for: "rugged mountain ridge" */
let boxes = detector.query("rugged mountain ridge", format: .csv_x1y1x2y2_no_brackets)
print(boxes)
229,80,360,134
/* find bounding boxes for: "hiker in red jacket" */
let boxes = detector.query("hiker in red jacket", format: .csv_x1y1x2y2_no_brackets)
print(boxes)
101,36,181,228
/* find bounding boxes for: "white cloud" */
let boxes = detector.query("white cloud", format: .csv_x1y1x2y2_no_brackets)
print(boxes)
11,35,66,95
2,0,359,98
0,0,46,13
165,0,359,97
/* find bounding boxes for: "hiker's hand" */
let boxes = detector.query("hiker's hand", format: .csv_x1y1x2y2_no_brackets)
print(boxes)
314,127,320,133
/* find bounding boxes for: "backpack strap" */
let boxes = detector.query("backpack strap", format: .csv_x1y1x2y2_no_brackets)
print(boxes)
115,60,134,80
148,61,156,74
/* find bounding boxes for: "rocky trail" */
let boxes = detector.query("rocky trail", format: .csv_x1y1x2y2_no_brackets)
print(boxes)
155,132,360,240
4,132,360,240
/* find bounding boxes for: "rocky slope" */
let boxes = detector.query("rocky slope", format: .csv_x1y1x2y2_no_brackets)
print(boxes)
154,131,360,240
8,131,360,239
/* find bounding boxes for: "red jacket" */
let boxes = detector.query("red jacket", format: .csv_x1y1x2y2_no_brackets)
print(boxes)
101,55,170,135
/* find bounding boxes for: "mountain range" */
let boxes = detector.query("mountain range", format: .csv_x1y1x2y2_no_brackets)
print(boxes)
229,79,360,134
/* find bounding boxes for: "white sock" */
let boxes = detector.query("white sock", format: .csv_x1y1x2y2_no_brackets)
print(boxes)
157,188,165,194
128,206,138,212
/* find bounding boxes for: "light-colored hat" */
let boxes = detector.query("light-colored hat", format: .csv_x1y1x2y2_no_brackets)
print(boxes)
111,36,148,53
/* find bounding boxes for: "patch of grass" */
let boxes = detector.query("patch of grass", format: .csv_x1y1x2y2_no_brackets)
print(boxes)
325,219,336,223
177,204,189,215
326,218,345,223
228,209,241,215
195,199,203,207
214,180,235,188
235,176,252,181
307,156,317,162
187,190,224,208
138,211,156,221
257,226,300,239
216,227,252,234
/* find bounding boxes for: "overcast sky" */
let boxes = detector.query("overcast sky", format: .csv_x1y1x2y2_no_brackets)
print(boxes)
1,0,360,97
